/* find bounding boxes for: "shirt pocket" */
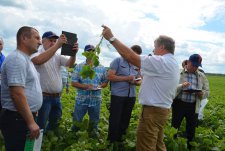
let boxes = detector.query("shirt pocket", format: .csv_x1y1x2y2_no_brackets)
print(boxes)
118,65,129,76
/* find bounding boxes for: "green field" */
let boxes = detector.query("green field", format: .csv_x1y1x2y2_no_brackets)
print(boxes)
0,75,225,151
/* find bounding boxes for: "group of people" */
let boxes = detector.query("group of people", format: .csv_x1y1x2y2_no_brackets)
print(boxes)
0,27,78,151
101,25,209,150
0,25,209,151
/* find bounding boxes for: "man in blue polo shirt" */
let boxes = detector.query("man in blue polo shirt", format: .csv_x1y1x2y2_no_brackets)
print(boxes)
107,45,142,149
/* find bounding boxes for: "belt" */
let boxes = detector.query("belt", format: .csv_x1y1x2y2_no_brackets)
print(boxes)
2,109,38,118
142,105,169,111
143,105,154,108
42,92,60,97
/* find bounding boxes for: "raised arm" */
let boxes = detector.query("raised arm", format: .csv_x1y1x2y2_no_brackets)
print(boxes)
102,25,141,68
32,34,67,65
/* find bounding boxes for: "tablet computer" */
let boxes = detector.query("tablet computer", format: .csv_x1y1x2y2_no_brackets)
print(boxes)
183,89,202,93
61,31,77,56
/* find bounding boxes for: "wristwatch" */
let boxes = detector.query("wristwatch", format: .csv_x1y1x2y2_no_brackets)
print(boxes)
109,36,116,43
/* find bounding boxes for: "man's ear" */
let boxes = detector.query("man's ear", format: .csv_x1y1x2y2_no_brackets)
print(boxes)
22,34,31,42
20,35,28,44
159,44,165,50
157,45,164,51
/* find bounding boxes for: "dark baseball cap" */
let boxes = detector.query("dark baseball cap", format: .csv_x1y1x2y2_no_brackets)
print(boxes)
84,44,95,52
189,54,202,67
42,31,59,39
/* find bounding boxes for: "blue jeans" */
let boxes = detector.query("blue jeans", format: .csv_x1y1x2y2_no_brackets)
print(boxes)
72,101,100,131
37,96,62,131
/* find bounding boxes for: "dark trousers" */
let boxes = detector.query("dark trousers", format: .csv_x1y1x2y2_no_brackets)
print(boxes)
0,86,2,111
0,109,29,151
172,99,197,142
107,95,135,142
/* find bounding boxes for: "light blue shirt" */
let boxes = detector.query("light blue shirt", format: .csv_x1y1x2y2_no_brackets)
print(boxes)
1,50,43,112
0,52,5,69
72,62,107,107
0,52,5,85
109,57,139,97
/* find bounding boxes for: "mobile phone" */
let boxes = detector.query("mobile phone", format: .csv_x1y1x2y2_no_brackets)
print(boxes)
135,77,142,81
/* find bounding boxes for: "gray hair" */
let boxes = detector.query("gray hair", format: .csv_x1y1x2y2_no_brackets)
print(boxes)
154,35,175,54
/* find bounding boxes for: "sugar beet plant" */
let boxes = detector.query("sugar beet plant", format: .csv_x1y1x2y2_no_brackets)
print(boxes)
0,74,225,150
80,36,103,79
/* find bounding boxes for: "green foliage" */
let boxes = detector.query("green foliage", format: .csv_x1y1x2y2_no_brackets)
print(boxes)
80,37,103,79
1,75,225,151
79,65,95,79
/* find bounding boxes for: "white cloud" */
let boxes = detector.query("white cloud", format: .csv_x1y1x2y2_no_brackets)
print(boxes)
0,0,225,73
0,0,31,9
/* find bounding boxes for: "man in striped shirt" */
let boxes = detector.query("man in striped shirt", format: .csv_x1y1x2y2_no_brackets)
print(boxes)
0,26,43,151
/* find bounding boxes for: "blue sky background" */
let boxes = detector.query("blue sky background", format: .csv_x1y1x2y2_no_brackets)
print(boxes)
0,0,225,73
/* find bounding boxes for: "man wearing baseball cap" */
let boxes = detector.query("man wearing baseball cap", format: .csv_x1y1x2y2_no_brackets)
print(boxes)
31,31,78,132
84,44,95,52
42,31,59,39
172,54,209,149
71,44,108,138
189,54,202,67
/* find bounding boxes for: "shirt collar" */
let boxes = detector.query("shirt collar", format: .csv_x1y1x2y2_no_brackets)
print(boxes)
183,68,198,75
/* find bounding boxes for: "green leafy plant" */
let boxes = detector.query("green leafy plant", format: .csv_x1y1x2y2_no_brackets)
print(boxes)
80,37,103,79
1,75,225,151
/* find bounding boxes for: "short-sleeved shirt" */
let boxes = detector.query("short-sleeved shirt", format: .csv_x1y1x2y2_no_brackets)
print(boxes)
0,52,5,67
138,54,180,109
0,52,5,85
109,57,139,97
1,50,42,112
31,47,68,93
72,62,107,107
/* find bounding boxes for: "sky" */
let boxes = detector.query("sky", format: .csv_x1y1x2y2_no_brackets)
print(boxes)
0,0,225,73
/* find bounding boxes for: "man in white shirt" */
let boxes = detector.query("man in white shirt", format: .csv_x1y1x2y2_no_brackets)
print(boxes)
31,31,78,131
102,25,180,151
